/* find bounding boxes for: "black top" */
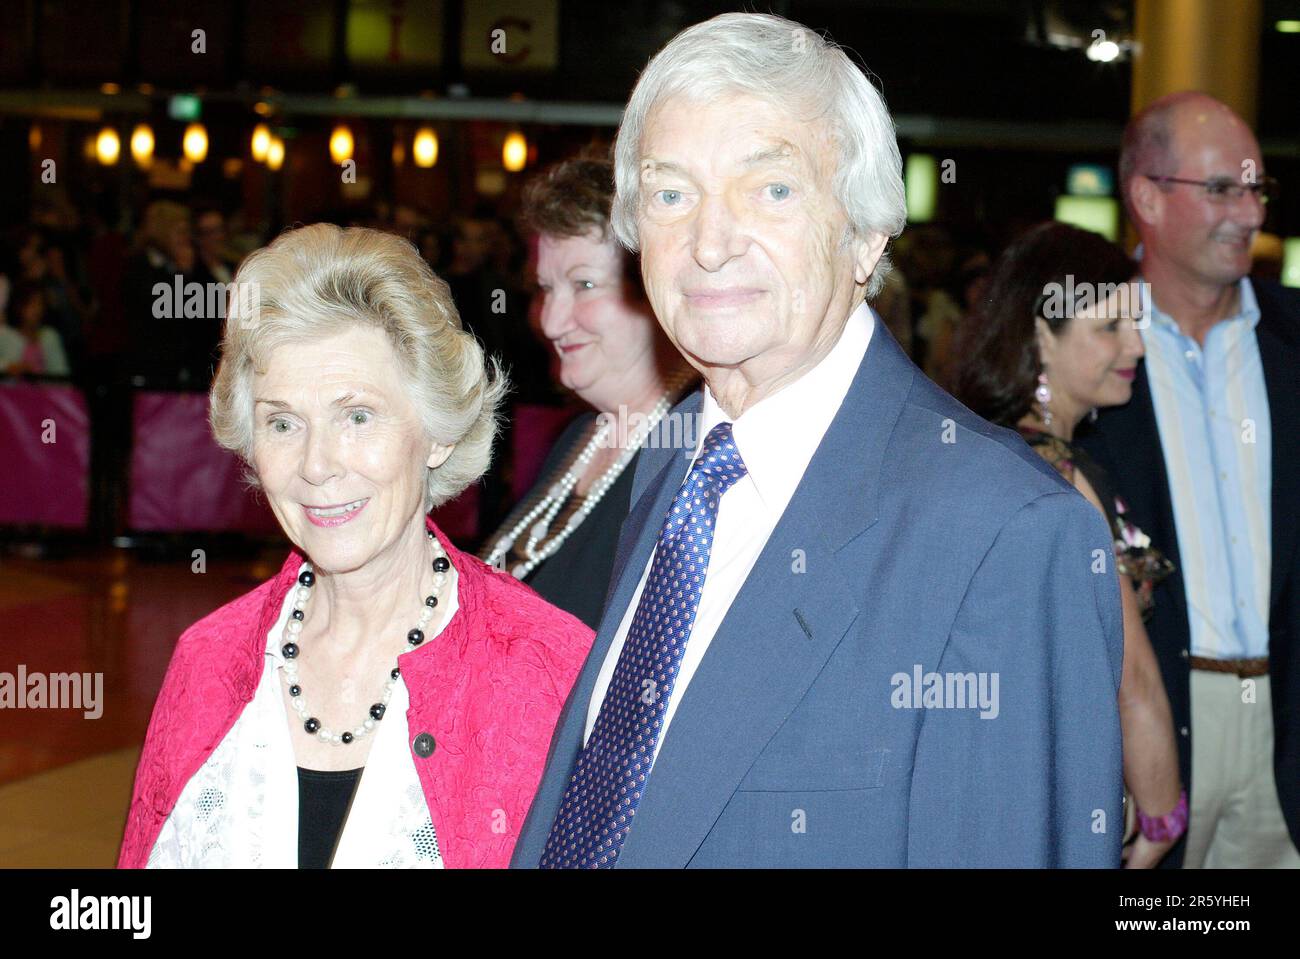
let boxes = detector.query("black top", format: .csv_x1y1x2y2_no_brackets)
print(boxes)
484,413,639,630
297,766,363,869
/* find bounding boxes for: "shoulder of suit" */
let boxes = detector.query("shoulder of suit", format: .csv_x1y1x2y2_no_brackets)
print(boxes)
894,375,1071,500
1252,278,1300,328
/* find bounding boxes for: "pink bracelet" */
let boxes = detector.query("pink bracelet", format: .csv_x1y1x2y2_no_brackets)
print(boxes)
1137,789,1188,843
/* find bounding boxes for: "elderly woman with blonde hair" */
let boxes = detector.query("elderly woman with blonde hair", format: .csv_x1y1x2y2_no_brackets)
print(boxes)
118,223,595,869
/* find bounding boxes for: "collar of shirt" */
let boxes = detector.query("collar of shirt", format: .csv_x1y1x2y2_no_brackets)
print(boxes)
696,299,874,514
1146,275,1261,337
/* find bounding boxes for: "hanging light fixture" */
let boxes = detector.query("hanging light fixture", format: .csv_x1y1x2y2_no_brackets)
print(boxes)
266,135,286,171
251,123,271,163
182,122,208,163
95,126,121,165
413,127,438,168
329,124,354,164
130,123,155,167
502,130,527,172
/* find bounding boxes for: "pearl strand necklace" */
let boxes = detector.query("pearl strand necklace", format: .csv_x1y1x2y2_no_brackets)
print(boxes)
280,529,451,746
485,382,686,579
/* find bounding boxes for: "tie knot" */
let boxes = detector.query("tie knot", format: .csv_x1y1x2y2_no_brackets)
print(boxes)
690,421,747,494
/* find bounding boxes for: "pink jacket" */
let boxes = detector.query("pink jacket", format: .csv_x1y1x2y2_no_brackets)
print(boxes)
118,517,595,869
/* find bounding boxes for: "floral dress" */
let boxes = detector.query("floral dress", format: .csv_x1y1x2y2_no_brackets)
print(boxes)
1020,427,1174,620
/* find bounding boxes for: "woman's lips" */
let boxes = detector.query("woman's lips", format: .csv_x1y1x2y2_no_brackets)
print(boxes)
1114,368,1136,381
558,342,591,355
302,498,369,527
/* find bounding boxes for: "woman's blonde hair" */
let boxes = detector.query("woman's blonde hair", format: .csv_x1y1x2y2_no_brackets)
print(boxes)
209,223,507,512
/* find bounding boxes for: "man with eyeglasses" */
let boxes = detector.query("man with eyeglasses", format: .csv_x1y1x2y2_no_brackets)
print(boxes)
1078,91,1300,869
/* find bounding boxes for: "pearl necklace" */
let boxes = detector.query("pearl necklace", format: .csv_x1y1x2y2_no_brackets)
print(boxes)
485,377,693,579
280,529,451,746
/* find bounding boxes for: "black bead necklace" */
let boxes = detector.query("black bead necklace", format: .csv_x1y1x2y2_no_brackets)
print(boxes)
281,529,452,745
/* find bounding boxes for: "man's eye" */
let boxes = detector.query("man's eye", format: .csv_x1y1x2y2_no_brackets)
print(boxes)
1205,180,1234,197
766,183,792,201
656,189,683,206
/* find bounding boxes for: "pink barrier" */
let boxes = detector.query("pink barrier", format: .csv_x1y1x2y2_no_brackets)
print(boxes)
129,392,281,534
0,381,91,528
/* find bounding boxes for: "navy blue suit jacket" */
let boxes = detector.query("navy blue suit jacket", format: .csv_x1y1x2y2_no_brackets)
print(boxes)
512,319,1125,867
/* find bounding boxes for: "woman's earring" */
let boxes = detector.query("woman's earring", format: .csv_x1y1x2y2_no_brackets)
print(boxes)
1035,372,1053,427
1088,407,1099,425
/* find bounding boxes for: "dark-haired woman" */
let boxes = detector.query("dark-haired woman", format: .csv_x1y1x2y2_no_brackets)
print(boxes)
955,222,1185,868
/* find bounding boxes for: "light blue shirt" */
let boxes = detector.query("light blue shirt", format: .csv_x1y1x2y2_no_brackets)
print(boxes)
1142,277,1272,659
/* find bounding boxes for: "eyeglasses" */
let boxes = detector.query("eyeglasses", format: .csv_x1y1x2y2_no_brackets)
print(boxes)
1144,174,1279,205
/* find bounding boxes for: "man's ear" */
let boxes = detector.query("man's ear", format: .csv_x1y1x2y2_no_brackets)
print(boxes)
853,230,889,287
1127,176,1163,230
427,442,455,470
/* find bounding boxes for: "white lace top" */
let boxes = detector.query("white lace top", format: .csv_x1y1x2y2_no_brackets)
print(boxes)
147,561,456,868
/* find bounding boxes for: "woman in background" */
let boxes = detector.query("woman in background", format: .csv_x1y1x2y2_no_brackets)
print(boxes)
955,221,1184,868
0,281,70,376
481,155,695,629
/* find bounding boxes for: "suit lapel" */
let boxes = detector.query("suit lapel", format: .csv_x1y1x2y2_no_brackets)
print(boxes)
616,321,914,867
1254,282,1300,615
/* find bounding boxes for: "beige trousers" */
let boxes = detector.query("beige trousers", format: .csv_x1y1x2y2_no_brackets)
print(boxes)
1182,671,1300,868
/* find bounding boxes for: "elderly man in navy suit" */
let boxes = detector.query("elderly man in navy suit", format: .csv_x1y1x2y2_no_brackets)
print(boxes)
512,12,1124,868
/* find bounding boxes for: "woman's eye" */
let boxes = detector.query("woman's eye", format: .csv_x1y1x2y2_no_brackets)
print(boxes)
574,279,595,292
349,409,372,425
269,418,291,433
765,183,792,201
656,189,683,206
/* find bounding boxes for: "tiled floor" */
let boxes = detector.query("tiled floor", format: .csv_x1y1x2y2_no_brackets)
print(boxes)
0,541,285,867
0,747,140,867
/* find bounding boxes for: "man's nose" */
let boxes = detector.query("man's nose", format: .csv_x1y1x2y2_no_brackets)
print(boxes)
1231,187,1268,229
299,425,342,486
691,192,747,271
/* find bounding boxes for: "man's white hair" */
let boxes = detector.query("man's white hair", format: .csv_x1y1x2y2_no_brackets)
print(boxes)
611,12,907,297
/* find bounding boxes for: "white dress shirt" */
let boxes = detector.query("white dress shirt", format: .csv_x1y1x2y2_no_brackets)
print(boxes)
148,562,458,868
1142,278,1271,659
583,300,875,762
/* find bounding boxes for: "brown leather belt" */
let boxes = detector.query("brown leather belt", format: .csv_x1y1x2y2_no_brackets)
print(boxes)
1190,656,1269,678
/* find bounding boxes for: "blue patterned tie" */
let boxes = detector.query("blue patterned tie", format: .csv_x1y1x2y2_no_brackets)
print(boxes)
540,422,748,868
